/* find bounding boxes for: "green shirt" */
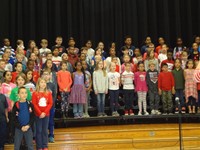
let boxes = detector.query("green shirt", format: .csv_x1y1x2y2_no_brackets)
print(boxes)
9,87,32,103
172,68,185,90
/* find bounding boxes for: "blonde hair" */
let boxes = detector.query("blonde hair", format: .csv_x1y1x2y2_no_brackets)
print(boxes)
41,39,48,44
35,78,48,93
95,61,107,77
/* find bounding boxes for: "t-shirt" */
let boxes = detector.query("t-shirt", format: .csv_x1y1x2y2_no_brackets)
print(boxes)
10,87,32,103
52,56,62,67
0,94,8,122
18,102,30,126
108,72,120,90
121,71,134,90
158,53,167,66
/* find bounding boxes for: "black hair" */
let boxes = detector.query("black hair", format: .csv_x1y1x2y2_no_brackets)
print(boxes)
137,61,144,66
15,62,22,68
43,59,56,72
121,46,128,51
74,61,86,83
3,71,11,78
18,86,26,94
161,63,168,68
124,35,132,41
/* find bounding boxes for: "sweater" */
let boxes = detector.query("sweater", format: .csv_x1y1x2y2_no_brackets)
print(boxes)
32,91,53,117
93,70,108,93
146,69,159,92
158,71,175,91
134,72,148,92
57,70,72,92
172,68,185,90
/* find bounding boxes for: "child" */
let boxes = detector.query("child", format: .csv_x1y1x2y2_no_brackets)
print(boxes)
173,38,186,59
135,62,149,115
82,60,92,117
43,59,57,85
132,48,141,63
39,39,51,64
2,53,13,72
52,47,62,68
2,48,15,65
66,37,79,54
189,43,200,61
32,78,53,150
120,35,135,57
27,59,40,83
24,70,36,94
158,63,175,114
156,37,165,54
108,62,120,116
79,53,86,61
42,53,58,72
85,40,95,64
120,46,129,63
41,70,57,143
12,87,34,150
30,52,40,73
67,46,79,69
141,36,152,55
111,57,121,73
143,43,158,60
97,42,107,58
161,50,174,72
158,44,168,66
181,51,188,69
51,36,65,56
0,38,15,58
16,39,25,50
93,61,108,117
26,40,36,58
11,62,23,83
0,90,8,150
91,47,106,69
121,63,134,115
106,48,121,72
69,61,87,118
60,53,73,73
14,53,27,72
146,62,160,115
172,59,185,113
0,59,6,82
184,60,198,113
57,62,72,118
121,55,134,73
144,50,159,71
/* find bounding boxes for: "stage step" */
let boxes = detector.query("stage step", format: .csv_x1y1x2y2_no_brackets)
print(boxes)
4,124,200,150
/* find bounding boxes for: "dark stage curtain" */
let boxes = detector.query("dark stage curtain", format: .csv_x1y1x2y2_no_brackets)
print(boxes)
0,0,200,51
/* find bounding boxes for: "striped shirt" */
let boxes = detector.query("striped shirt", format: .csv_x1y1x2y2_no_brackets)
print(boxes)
121,71,134,90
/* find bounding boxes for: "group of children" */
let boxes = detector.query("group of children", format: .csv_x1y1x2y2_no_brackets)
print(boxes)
1,35,200,150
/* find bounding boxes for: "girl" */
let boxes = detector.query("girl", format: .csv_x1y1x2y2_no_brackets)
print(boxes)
97,41,107,58
141,36,152,55
82,60,92,117
32,78,53,150
189,43,200,61
24,70,36,94
30,52,40,73
26,40,36,58
85,40,95,62
27,59,40,83
60,53,73,73
69,61,87,118
135,61,149,115
57,62,72,118
93,61,108,117
91,47,106,68
181,51,188,69
43,59,57,85
108,62,120,116
184,60,198,113
121,55,134,73
144,50,159,71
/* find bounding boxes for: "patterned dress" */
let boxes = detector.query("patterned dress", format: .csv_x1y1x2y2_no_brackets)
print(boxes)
69,72,86,104
184,69,198,102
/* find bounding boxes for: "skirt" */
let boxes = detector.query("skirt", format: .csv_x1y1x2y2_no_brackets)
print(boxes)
69,84,86,104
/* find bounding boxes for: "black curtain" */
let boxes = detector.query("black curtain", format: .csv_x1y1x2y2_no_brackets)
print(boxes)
0,0,200,51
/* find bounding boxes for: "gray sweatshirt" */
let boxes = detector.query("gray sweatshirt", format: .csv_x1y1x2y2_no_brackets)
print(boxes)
93,70,108,93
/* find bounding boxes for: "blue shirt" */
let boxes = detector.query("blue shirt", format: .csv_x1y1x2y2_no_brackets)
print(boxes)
18,102,30,126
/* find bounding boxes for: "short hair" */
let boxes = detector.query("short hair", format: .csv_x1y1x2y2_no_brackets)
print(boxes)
121,46,128,51
161,63,168,68
46,52,52,56
56,36,62,39
18,86,26,94
124,35,132,41
0,59,5,63
148,62,155,67
15,62,22,68
16,39,23,45
4,48,11,52
41,39,48,44
125,62,131,66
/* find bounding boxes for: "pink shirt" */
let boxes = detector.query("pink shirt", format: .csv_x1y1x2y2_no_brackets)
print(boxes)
134,72,148,92
0,82,16,111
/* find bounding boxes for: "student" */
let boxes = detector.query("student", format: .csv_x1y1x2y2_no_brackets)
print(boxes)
108,62,120,116
39,39,51,64
120,46,129,63
173,38,186,59
43,59,57,85
12,87,34,150
0,59,6,82
91,47,106,69
158,44,168,66
82,60,92,118
121,55,134,73
14,54,27,72
16,39,25,50
24,70,36,94
172,59,185,113
189,43,200,61
161,50,174,72
184,60,198,113
60,53,73,73
69,61,87,118
67,46,79,69
26,59,40,83
42,52,58,72
158,63,175,114
144,50,159,71
143,43,158,60
141,36,152,55
120,35,135,57
1,48,15,65
85,40,95,64
0,38,15,59
93,61,108,117
52,47,62,68
11,62,23,83
2,53,13,72
146,62,160,115
41,70,57,143
0,89,8,150
111,56,121,73
57,62,72,118
32,78,53,150
66,37,79,54
97,42,107,58
51,36,65,56
181,51,188,69
26,40,36,58
121,63,134,116
156,37,165,54
135,61,149,115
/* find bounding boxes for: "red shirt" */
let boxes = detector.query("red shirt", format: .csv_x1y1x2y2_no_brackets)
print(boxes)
68,54,79,68
158,71,175,91
33,71,40,83
32,91,53,117
11,72,19,83
161,59,174,72
115,65,120,73
143,52,158,60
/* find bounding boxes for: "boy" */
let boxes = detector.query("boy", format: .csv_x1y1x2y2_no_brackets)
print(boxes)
0,89,8,150
158,63,175,114
11,62,23,83
12,87,34,150
0,60,6,82
51,36,65,56
39,39,51,64
66,37,79,54
52,47,62,68
158,44,168,66
42,52,58,72
121,62,134,116
156,37,165,54
2,53,13,72
161,50,174,72
120,35,135,58
67,46,79,69
0,38,15,58
120,46,129,63
14,53,27,72
146,62,161,115
41,70,57,143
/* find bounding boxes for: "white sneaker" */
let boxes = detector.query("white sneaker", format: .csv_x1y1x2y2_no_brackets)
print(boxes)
115,111,120,116
144,111,149,115
151,109,155,115
162,113,168,115
138,111,142,116
155,110,161,115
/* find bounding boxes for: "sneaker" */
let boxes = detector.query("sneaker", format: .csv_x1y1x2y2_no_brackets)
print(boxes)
84,113,90,118
74,114,80,119
115,111,120,116
112,112,116,116
181,107,186,114
138,111,142,116
129,109,134,116
175,108,179,114
162,113,168,115
151,109,155,115
102,113,107,117
49,137,55,143
155,110,161,115
144,111,149,115
124,110,129,116
97,113,103,117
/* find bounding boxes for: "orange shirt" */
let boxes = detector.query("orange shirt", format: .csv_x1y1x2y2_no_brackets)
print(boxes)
57,70,72,92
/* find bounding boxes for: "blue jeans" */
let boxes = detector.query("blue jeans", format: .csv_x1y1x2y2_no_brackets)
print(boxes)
48,107,55,138
175,89,185,107
73,104,83,117
0,120,7,149
97,93,105,113
14,128,34,150
36,116,49,149
109,90,119,112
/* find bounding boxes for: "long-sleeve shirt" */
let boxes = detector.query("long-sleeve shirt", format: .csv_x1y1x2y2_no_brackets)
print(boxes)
93,70,108,93
32,91,53,117
57,70,72,92
134,72,148,92
158,71,175,91
121,71,134,90
146,69,159,92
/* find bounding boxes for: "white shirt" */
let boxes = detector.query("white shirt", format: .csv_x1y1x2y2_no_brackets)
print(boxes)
158,53,167,66
52,56,62,67
121,71,134,90
108,72,120,90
